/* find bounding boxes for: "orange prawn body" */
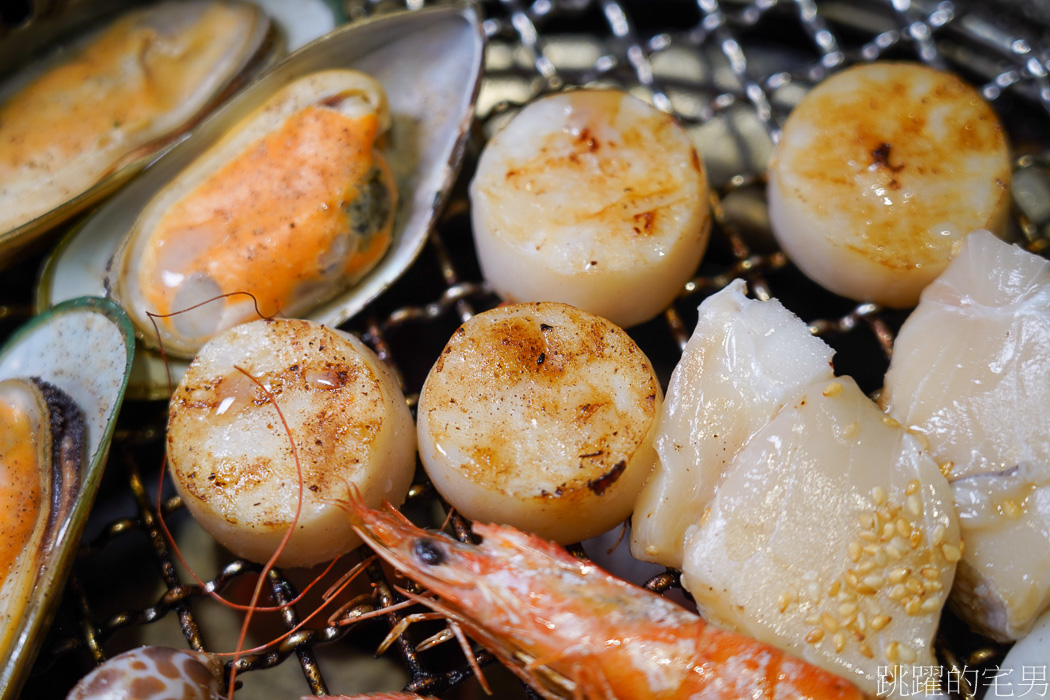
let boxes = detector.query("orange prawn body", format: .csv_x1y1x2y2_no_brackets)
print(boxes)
347,496,866,700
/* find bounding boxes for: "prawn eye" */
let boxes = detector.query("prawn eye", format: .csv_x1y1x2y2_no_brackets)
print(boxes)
412,537,446,566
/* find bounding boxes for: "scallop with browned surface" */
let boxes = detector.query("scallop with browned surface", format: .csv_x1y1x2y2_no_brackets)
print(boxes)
0,0,275,263
417,302,661,544
767,61,1011,308
167,318,416,568
470,89,711,328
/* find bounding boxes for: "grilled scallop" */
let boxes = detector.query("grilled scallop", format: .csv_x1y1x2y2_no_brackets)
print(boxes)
632,281,959,698
768,62,1011,308
111,70,396,358
167,318,415,567
880,230,1050,641
470,90,710,328
0,1,272,256
417,302,661,544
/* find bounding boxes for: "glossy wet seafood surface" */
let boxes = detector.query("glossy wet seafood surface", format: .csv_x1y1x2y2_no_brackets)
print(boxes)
167,318,416,567
12,1,1050,697
881,231,1050,641
768,62,1011,308
0,1,271,258
0,298,133,698
112,70,395,358
633,281,960,698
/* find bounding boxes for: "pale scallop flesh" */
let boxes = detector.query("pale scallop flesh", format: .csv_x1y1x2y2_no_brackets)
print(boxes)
631,280,959,697
880,230,1050,641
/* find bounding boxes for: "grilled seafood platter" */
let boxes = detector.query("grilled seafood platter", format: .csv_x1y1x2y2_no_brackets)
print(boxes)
0,297,134,699
38,4,484,396
0,0,278,264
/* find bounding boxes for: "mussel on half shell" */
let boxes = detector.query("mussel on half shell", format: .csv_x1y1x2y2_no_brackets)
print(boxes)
0,297,134,698
39,4,484,398
0,0,280,264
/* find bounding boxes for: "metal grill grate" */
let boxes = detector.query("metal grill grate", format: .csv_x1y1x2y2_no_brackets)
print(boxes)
10,0,1050,697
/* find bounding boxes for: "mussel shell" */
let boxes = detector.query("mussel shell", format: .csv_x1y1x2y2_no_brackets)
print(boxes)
39,4,484,398
0,297,134,699
0,1,282,265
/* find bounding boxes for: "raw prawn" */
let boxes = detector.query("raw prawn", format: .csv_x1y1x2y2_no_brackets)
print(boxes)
345,492,865,700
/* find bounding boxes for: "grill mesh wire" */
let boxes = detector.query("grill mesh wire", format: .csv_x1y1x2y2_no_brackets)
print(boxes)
16,0,1050,697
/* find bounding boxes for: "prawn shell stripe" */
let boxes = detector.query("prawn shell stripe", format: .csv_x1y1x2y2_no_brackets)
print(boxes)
346,494,866,700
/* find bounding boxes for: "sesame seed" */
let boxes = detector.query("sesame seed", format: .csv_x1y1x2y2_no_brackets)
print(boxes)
848,541,862,562
846,571,860,590
895,518,911,538
860,531,878,543
823,381,843,397
905,480,920,495
862,574,884,590
885,544,903,561
906,578,923,595
905,597,922,616
872,486,887,506
920,566,939,580
899,645,917,664
856,612,867,631
889,568,909,584
881,523,896,541
805,613,821,625
882,416,901,429
931,524,946,547
860,643,874,659
808,582,821,601
829,580,842,598
843,422,859,437
820,612,839,632
942,543,962,563
806,628,826,644
839,602,858,617
859,513,875,530
858,561,875,575
834,632,846,653
778,590,796,613
921,597,941,614
874,548,889,567
871,614,891,631
924,580,943,593
939,461,954,478
885,642,900,662
888,584,907,600
907,494,923,517
909,529,923,549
